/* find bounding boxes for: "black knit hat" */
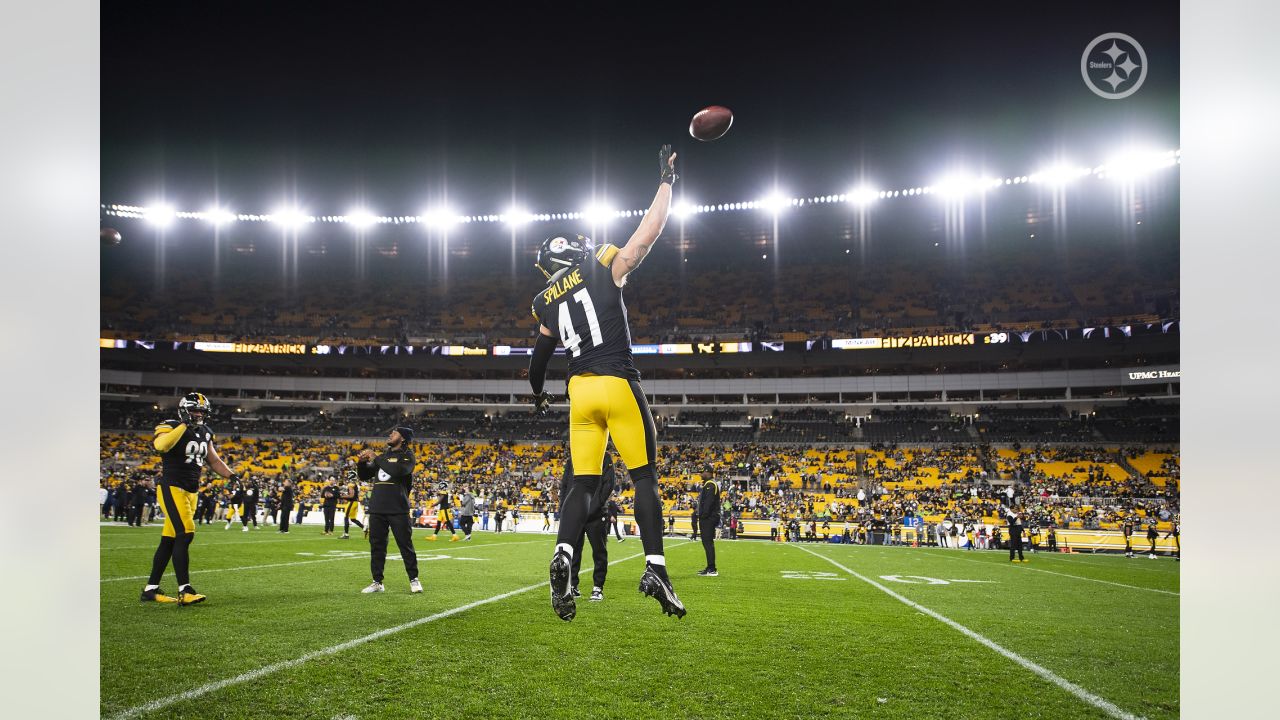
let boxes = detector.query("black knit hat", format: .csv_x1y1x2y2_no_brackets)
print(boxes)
393,426,414,443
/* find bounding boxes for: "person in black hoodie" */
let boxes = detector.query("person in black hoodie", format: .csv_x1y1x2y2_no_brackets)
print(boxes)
696,476,721,576
278,480,294,534
320,480,339,536
1006,509,1026,563
356,426,421,594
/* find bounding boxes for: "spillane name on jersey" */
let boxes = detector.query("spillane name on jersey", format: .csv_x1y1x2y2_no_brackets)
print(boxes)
531,243,640,382
155,419,215,493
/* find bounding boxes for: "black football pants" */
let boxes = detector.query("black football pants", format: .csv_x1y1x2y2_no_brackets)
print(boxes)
240,503,258,527
369,512,418,583
699,516,719,571
570,515,609,590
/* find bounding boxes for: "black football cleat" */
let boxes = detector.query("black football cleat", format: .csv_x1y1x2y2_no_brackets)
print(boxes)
549,550,576,621
639,562,686,618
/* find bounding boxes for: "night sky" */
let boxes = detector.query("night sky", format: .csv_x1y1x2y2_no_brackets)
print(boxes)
101,0,1178,216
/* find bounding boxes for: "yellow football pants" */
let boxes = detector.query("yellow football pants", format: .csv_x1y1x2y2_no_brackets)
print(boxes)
158,485,198,538
567,374,656,474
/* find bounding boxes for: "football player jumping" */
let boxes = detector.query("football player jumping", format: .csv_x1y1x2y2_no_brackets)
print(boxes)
528,145,685,621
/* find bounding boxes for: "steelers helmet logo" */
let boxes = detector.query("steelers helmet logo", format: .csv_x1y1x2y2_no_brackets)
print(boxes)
535,232,592,281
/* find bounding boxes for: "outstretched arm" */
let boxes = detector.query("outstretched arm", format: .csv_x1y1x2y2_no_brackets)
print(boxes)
612,145,677,286
528,325,556,414
207,444,240,481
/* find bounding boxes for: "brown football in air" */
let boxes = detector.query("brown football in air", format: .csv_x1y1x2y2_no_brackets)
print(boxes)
689,105,733,142
101,227,122,246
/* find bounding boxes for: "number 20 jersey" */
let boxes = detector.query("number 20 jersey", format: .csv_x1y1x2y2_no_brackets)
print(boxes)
531,243,640,382
155,418,215,493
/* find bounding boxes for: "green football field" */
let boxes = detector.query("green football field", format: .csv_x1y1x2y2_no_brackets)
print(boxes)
100,524,1179,719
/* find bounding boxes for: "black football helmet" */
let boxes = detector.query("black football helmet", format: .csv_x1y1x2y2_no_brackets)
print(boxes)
177,392,212,425
535,233,593,281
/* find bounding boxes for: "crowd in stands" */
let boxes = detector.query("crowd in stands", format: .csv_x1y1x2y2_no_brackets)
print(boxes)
100,420,1180,537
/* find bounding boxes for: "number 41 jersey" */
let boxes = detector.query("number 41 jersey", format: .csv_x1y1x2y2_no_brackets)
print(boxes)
155,418,215,492
531,243,640,382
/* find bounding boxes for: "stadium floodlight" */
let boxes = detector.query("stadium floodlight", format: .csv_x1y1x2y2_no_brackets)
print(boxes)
846,186,879,206
420,207,460,229
581,203,617,224
143,204,176,228
203,207,236,226
932,174,995,199
757,192,790,214
503,207,535,226
1029,164,1091,186
345,209,378,229
270,207,312,228
671,200,697,219
1099,149,1178,180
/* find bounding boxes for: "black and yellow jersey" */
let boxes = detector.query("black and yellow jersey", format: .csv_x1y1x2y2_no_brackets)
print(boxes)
530,243,639,382
155,418,215,493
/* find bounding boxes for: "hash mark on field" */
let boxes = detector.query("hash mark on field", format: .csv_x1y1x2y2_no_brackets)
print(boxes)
932,553,1178,596
793,545,1146,720
108,542,689,719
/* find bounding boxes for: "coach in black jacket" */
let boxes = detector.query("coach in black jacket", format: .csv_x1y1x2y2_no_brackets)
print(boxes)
356,426,421,594
697,476,721,576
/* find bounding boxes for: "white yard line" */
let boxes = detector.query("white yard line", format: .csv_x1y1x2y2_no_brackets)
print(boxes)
929,552,1179,597
101,540,544,582
108,542,688,719
792,544,1146,720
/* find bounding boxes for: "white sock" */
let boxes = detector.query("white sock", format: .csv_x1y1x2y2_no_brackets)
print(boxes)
555,543,574,558
646,554,666,566
144,584,159,591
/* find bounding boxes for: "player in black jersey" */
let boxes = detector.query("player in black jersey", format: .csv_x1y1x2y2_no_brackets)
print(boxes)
340,472,364,539
528,145,685,621
140,392,244,605
1164,518,1180,560
427,483,460,542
